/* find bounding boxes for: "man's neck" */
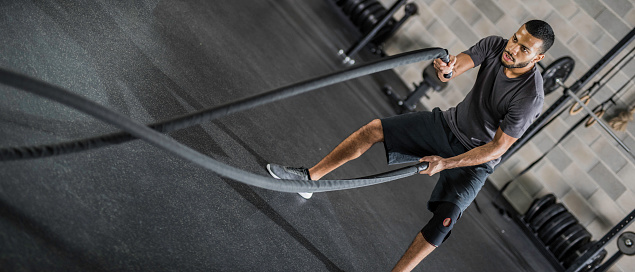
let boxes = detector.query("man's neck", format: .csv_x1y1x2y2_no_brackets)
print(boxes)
503,63,534,78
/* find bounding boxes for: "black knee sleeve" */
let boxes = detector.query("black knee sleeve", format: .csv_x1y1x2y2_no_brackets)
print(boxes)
421,202,461,247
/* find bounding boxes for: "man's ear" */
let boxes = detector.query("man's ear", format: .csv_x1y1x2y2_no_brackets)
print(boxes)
533,53,545,64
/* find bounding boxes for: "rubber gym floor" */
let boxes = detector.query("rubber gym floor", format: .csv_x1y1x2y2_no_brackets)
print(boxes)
1,1,559,271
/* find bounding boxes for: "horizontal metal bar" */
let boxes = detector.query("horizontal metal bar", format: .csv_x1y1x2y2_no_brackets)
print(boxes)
565,88,635,160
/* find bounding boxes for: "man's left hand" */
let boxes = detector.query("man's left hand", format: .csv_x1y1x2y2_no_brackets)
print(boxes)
418,156,445,176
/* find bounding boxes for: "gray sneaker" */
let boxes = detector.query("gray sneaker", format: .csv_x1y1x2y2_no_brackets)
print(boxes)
266,163,313,199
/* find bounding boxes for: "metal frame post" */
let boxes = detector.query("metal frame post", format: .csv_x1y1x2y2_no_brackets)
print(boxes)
566,210,635,272
338,0,407,65
594,251,623,272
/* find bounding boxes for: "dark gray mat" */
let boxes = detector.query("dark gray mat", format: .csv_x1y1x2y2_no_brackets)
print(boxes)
0,0,555,271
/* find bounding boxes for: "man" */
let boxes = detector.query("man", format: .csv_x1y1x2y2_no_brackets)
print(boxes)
267,20,554,271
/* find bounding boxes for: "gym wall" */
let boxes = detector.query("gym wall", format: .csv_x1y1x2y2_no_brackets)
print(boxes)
377,0,635,271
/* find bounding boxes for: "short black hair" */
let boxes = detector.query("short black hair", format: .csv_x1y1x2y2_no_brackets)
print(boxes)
524,20,554,54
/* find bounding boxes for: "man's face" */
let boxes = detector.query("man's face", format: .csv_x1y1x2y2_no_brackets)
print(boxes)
501,25,545,69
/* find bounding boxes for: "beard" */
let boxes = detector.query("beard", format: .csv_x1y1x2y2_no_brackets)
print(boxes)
501,51,532,68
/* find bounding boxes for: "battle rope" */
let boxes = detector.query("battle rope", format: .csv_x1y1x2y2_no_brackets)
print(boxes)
0,48,448,192
0,48,449,161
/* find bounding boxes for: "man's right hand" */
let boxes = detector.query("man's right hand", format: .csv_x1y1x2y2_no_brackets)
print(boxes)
433,55,456,81
418,155,446,176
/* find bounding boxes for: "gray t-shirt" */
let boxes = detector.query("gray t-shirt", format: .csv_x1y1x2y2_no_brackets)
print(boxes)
443,36,544,167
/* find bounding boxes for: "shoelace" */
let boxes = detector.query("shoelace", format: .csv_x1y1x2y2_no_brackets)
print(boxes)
284,166,308,178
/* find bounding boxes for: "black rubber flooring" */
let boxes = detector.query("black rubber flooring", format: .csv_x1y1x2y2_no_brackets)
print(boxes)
1,0,556,271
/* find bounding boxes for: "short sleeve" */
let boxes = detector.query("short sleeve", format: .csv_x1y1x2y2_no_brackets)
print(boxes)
462,36,505,67
500,96,544,138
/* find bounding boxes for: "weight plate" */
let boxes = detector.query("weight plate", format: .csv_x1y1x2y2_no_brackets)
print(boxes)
403,2,418,15
554,228,591,260
524,194,556,222
537,211,571,234
336,0,347,6
578,249,607,272
562,240,594,268
541,215,578,246
371,18,396,43
355,3,382,28
542,56,575,95
525,198,539,217
342,0,358,13
539,212,577,245
340,0,356,9
549,224,584,253
617,231,635,256
343,0,364,16
353,2,380,25
530,203,565,232
555,232,590,261
361,12,377,34
351,0,377,22
361,7,385,34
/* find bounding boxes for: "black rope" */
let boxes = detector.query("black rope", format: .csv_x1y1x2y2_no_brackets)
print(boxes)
0,67,432,193
0,48,449,161
0,47,448,192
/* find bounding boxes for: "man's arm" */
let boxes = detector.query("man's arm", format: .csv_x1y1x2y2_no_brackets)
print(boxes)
419,127,517,175
433,52,475,82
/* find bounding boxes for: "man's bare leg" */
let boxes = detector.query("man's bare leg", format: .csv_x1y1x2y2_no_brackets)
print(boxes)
309,119,384,180
391,232,436,272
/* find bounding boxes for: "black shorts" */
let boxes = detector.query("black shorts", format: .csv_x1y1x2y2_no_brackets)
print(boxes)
380,108,493,212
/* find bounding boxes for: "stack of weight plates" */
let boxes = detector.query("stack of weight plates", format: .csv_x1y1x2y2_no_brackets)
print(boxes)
523,194,606,270
336,0,394,34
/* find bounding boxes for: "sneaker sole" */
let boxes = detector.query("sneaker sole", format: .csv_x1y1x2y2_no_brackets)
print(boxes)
298,192,313,199
266,164,312,199
266,164,281,179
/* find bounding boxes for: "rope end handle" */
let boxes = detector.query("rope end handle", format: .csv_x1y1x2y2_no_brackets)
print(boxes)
416,162,429,173
441,49,453,79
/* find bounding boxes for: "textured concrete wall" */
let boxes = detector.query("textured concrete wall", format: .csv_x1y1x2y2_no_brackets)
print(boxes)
379,0,635,270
